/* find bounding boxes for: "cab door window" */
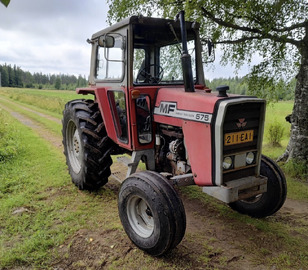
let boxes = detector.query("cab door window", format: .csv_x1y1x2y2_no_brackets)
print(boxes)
96,33,125,81
136,95,152,144
108,91,128,143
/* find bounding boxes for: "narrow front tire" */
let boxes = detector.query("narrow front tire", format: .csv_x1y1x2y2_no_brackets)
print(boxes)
118,171,186,256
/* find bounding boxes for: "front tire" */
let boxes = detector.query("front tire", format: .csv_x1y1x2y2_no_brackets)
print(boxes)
229,155,287,218
118,171,186,256
62,99,113,190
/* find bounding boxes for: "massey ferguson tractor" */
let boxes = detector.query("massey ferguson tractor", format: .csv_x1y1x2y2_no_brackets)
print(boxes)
62,11,287,256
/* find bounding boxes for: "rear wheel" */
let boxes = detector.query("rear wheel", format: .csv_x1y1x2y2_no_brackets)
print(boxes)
118,171,186,256
229,155,287,218
62,99,113,190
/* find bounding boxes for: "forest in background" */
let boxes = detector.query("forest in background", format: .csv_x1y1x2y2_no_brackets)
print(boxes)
0,63,295,100
206,77,296,101
0,63,87,90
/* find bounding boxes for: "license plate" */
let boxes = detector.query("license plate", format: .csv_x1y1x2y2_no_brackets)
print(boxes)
224,130,254,146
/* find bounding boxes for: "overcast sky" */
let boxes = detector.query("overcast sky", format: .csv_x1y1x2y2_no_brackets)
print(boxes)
0,0,250,80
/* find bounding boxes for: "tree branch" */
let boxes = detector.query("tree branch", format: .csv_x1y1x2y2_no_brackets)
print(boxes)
201,6,302,47
272,21,308,33
213,36,261,44
201,7,262,35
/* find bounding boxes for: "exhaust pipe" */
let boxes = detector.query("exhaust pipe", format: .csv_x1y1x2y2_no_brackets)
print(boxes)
177,11,195,92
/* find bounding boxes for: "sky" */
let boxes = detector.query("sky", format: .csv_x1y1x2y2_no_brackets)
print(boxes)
0,0,250,80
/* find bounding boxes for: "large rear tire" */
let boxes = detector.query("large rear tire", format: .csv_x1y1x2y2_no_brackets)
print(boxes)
118,171,186,256
229,155,287,218
62,99,113,190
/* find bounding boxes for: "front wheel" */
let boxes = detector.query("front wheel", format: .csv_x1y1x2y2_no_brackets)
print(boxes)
229,155,287,218
118,171,186,256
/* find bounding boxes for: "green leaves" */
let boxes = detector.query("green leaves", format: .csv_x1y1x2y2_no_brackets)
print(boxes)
0,0,10,7
107,0,307,102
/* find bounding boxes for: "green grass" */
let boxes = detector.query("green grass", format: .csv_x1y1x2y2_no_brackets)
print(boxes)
262,101,293,157
0,97,62,137
261,101,308,202
0,109,20,162
0,111,119,268
0,87,91,115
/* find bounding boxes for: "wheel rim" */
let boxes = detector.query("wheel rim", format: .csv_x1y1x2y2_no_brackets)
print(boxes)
66,120,82,174
241,194,263,204
127,196,154,238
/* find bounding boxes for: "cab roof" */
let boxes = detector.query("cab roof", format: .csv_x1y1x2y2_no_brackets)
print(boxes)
91,15,200,40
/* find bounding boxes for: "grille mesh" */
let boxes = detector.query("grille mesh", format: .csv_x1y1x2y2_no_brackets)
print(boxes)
222,102,262,182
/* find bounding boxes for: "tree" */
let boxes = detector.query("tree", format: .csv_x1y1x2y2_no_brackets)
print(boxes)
0,66,9,87
107,0,308,166
0,0,10,7
54,76,62,90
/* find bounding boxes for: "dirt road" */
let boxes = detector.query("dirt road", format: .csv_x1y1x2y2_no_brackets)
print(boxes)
1,97,307,270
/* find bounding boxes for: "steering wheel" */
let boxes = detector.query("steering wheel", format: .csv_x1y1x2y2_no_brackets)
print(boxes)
136,64,164,84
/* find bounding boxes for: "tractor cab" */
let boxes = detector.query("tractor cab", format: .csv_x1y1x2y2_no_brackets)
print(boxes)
89,15,205,87
83,15,205,152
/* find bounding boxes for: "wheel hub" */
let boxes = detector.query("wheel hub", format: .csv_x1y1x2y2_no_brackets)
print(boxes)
127,196,154,238
66,120,82,174
73,130,80,155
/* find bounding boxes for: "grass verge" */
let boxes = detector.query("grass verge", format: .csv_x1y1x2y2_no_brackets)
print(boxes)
0,111,119,268
0,109,20,162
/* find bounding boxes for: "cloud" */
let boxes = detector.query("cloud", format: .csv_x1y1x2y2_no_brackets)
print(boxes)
0,0,254,79
0,0,108,76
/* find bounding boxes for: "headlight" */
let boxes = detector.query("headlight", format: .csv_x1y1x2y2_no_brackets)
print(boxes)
223,156,233,170
246,152,255,165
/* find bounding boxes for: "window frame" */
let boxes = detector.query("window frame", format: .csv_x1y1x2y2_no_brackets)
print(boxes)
107,90,129,144
135,94,153,145
95,33,126,83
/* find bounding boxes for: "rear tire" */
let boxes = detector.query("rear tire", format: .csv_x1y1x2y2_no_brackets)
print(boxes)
62,99,113,190
229,155,287,218
118,171,186,256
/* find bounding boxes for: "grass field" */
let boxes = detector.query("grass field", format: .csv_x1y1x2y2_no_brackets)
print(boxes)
0,87,307,269
0,87,87,116
262,101,293,159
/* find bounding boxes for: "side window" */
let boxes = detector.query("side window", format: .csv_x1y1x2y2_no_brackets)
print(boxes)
108,91,128,142
133,48,146,82
160,40,196,81
96,33,125,81
136,95,152,144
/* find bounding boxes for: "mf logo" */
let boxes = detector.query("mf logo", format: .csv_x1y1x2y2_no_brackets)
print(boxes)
236,118,247,128
160,102,176,114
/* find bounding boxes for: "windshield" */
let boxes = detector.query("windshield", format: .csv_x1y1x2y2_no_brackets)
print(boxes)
133,23,196,85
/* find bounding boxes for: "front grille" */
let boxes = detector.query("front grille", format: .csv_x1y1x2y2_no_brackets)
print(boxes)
222,102,263,182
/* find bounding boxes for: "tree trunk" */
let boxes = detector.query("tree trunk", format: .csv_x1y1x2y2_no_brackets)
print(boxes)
278,37,308,165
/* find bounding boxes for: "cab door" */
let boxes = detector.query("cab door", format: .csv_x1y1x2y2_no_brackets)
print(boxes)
94,29,132,150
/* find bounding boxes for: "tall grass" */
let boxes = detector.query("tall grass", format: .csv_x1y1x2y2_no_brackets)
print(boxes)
0,88,88,115
0,109,21,162
267,121,285,146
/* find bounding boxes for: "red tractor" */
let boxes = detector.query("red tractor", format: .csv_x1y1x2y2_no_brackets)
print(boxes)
62,11,287,256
